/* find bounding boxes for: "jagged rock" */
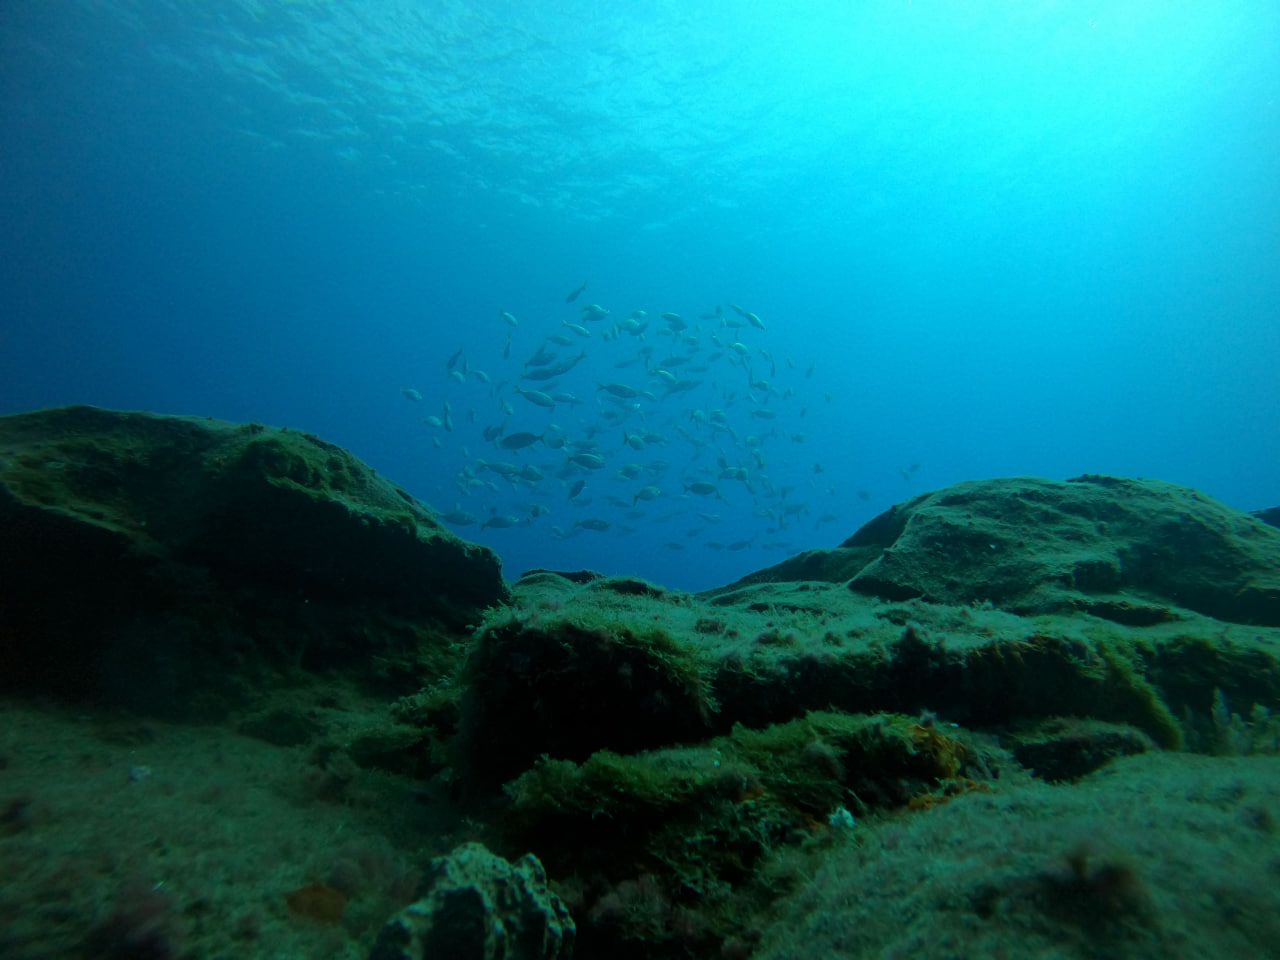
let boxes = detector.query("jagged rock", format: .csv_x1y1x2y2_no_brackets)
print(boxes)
0,405,509,714
368,842,574,960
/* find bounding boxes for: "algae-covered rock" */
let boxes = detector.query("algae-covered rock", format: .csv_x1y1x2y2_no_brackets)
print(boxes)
458,581,716,789
840,475,1280,625
0,405,508,713
368,842,574,960
755,752,1280,960
1006,717,1157,783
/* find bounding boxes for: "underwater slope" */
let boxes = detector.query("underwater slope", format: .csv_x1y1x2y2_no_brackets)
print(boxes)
2,405,1279,960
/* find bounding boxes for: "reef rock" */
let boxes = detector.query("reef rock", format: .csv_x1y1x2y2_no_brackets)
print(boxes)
368,842,574,960
0,405,508,714
727,475,1280,626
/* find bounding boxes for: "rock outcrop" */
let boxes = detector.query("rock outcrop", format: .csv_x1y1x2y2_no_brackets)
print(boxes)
0,405,508,714
369,842,574,960
714,475,1280,626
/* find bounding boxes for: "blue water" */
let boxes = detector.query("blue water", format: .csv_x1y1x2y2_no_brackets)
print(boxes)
2,1,1277,592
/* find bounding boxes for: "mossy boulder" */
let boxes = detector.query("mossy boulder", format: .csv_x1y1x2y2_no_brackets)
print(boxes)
457,593,716,790
840,475,1280,624
0,405,508,715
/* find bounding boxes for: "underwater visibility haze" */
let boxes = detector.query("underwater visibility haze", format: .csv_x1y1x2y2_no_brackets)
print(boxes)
1,0,1277,589
8,5,1280,960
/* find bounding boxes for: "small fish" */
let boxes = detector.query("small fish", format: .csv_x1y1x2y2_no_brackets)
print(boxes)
683,481,721,497
520,464,544,482
562,322,592,338
598,382,641,399
567,478,586,500
482,423,506,442
440,509,478,526
500,431,544,450
527,502,550,517
402,388,423,401
478,459,521,478
446,348,463,371
568,452,607,470
622,431,646,450
633,485,661,504
422,416,443,427
546,333,575,346
513,385,557,408
449,370,467,385
581,303,610,321
565,280,588,303
501,310,519,327
481,514,524,530
746,312,766,330
527,345,558,367
574,518,611,532
663,379,700,397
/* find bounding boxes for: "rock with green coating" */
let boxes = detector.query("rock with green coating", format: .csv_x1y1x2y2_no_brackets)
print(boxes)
840,475,1280,624
0,405,508,714
368,842,574,960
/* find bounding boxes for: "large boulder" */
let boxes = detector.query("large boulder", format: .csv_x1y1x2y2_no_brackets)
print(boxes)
721,475,1280,626
0,405,508,714
840,475,1280,624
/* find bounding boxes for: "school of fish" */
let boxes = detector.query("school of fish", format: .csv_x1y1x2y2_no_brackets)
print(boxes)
403,285,914,563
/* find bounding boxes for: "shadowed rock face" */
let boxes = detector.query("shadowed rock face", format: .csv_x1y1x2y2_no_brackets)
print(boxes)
0,405,508,713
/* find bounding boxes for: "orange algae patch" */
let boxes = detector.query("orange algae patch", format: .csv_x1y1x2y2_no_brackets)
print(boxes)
285,882,347,923
907,723,967,779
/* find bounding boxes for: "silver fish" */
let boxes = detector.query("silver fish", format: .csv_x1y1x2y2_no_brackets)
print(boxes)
514,386,556,408
598,382,641,399
499,431,544,450
633,485,661,504
568,452,606,470
481,513,524,530
440,509,478,526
